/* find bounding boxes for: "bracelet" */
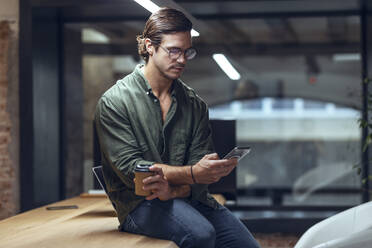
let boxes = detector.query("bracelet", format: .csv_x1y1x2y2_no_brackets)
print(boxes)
190,165,197,184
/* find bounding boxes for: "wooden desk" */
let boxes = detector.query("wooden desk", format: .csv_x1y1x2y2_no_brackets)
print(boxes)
0,196,177,248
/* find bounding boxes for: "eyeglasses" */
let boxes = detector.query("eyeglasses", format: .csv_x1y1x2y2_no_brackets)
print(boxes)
158,44,197,60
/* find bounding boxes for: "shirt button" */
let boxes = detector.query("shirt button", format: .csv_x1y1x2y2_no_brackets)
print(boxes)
146,92,150,95
154,99,158,103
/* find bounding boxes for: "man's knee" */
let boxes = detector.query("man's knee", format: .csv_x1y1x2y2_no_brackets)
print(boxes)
190,223,216,248
178,222,215,248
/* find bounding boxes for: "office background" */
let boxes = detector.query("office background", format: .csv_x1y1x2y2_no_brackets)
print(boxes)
1,0,372,235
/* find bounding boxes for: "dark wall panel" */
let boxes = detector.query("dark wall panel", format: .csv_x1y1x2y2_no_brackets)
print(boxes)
32,15,60,205
63,26,83,198
209,119,237,200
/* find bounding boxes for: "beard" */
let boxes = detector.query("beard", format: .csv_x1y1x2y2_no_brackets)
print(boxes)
156,62,185,81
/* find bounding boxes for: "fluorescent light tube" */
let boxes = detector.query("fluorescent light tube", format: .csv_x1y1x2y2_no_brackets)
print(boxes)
333,53,360,62
191,29,199,37
133,0,199,37
134,0,160,13
213,54,241,80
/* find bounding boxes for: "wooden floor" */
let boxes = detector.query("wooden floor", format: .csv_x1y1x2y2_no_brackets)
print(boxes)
0,196,178,248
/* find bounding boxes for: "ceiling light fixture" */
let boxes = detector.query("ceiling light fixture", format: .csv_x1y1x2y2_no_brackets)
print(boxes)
133,0,200,37
191,29,200,37
134,0,160,13
213,54,241,80
333,53,360,62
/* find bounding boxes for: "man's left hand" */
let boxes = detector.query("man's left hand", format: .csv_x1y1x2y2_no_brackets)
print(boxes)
142,165,174,201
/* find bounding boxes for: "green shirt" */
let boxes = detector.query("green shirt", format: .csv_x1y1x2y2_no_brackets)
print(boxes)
94,64,219,227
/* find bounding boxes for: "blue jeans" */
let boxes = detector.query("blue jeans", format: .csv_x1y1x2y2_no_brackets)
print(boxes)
121,198,261,248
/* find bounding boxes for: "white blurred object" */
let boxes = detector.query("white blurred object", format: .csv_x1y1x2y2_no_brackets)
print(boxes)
294,201,372,248
313,228,372,248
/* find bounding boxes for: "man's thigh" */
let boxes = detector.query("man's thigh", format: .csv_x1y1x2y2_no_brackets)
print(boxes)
191,200,261,248
121,199,215,248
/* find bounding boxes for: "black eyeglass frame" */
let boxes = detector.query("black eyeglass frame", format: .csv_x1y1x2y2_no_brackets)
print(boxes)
149,40,197,60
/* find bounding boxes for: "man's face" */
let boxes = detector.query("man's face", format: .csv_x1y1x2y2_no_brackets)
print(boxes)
150,31,192,80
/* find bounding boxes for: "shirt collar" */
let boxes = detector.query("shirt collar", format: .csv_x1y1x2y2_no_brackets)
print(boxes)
134,64,152,94
134,64,178,98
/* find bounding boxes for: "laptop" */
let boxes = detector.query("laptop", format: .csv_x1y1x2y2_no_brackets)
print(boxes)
92,166,117,210
92,166,108,194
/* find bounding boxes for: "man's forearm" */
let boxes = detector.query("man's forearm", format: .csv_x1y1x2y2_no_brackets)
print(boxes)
154,163,194,185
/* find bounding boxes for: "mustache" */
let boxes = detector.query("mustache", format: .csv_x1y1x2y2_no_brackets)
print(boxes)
170,64,185,69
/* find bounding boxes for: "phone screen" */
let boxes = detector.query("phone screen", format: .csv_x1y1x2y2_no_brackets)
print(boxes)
223,147,251,161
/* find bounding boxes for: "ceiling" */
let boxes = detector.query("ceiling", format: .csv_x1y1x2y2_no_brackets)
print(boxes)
33,0,365,109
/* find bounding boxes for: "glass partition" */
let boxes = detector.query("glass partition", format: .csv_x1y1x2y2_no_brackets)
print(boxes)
210,98,362,208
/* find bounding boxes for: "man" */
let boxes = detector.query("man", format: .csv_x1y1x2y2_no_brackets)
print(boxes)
95,7,260,248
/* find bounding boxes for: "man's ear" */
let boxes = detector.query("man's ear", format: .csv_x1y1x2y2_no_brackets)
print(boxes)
145,38,153,55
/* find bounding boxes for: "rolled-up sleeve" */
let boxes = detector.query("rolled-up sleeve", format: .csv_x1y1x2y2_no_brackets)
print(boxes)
95,96,154,187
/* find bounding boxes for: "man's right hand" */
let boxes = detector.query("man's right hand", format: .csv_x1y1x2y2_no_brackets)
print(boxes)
192,153,238,184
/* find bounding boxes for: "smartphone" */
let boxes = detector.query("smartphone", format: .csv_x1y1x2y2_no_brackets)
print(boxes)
46,205,78,210
223,146,251,162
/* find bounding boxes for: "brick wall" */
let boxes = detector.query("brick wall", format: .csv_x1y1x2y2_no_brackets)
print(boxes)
0,21,16,220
